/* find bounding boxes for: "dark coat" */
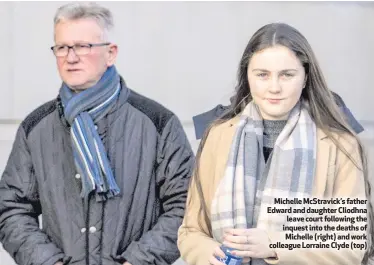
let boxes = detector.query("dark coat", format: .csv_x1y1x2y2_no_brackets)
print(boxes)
0,80,194,265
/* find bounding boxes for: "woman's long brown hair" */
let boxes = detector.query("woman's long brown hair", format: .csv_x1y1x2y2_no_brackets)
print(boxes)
189,23,373,264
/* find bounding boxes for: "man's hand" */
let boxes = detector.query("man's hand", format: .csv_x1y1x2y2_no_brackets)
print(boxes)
123,262,132,265
223,228,277,260
54,262,63,265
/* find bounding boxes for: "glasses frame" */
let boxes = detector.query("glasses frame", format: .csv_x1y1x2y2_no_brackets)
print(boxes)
50,42,111,57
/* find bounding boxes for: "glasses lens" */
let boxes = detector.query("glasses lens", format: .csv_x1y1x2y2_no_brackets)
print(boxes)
74,44,91,55
54,46,67,57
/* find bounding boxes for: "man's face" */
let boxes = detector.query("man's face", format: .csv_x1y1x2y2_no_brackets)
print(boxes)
54,18,117,91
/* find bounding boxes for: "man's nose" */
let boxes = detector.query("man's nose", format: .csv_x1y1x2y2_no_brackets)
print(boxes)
66,48,79,63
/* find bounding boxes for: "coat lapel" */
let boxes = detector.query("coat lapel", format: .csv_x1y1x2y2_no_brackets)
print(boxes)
313,129,335,197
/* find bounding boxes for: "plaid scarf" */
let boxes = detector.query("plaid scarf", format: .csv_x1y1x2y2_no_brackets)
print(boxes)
60,65,124,201
211,100,317,264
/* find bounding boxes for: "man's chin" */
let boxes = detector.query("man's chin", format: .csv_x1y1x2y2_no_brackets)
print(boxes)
64,80,90,91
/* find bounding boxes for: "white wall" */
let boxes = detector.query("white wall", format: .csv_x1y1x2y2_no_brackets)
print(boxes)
0,2,373,265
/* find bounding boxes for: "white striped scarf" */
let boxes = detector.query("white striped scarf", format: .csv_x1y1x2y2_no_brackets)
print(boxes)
211,100,317,264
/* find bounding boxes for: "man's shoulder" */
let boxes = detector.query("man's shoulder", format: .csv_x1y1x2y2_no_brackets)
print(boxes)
127,90,175,134
21,99,58,138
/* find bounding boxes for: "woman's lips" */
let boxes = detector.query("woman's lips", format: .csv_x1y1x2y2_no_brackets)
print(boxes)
266,98,283,104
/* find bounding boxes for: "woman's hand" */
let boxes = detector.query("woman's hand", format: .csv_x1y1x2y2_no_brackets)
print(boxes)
223,228,277,261
208,245,226,265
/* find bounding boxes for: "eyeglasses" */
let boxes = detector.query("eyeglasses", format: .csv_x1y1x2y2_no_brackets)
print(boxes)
50,42,111,57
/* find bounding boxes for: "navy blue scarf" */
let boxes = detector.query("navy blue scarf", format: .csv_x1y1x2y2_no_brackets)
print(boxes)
60,66,122,201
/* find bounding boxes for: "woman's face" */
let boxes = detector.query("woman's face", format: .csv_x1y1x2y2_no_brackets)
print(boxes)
247,45,306,120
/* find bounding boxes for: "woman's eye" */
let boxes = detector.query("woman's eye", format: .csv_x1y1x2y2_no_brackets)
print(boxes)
282,73,294,78
257,73,268,77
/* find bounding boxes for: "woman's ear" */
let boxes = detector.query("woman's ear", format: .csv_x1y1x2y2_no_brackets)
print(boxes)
303,75,308,88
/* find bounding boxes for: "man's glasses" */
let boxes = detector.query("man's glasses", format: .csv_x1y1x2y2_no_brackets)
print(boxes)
50,43,111,57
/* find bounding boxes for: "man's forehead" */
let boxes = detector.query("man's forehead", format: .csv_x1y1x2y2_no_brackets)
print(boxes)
55,18,103,34
54,19,103,43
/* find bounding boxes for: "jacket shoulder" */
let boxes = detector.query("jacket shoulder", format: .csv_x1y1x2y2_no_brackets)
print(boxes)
21,99,57,138
205,116,240,141
200,116,239,165
127,90,174,135
318,128,359,150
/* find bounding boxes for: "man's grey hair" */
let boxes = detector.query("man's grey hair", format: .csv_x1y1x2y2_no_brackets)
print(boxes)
54,2,114,41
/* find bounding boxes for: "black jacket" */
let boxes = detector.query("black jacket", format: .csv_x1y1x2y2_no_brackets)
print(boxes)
0,80,194,265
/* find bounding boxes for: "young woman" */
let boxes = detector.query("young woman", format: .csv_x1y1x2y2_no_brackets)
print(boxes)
177,23,372,265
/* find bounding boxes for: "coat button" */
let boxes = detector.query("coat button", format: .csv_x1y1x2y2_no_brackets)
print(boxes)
89,226,97,233
80,228,86,233
75,174,81,179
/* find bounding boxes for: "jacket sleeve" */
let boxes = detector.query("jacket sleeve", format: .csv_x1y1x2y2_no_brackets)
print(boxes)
265,135,367,265
177,126,221,265
121,115,195,265
0,126,67,265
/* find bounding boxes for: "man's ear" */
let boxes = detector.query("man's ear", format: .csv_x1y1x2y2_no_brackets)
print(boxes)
106,44,118,66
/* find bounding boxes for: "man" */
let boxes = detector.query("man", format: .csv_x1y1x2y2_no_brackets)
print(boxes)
0,3,194,265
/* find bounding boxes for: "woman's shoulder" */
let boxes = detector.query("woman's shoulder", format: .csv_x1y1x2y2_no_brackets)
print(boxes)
211,116,240,133
318,128,360,149
206,116,240,141
200,116,241,157
317,128,362,167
